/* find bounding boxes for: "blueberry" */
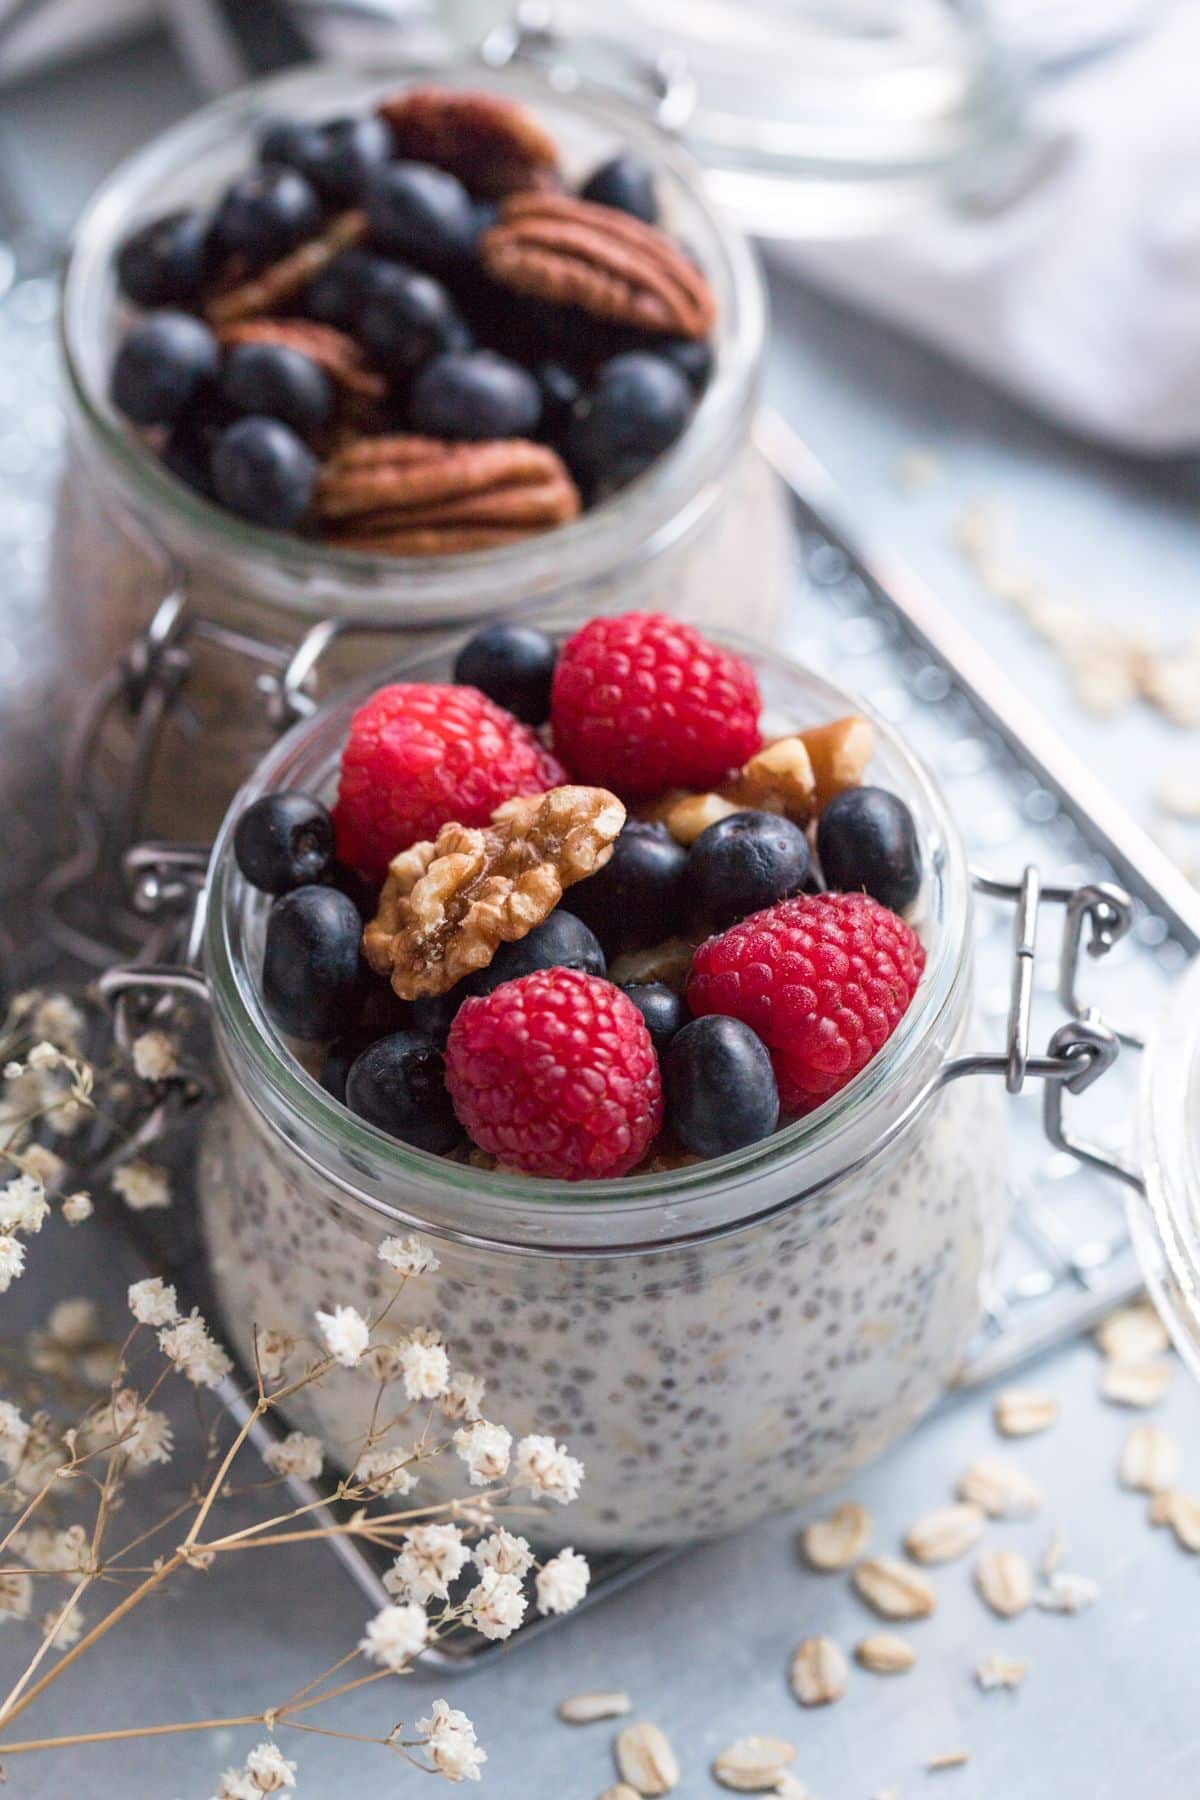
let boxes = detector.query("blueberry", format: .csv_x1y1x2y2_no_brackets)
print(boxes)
212,417,317,529
304,250,398,332
116,209,211,307
688,811,810,929
581,154,658,224
162,398,229,497
453,623,557,725
110,311,218,425
329,860,381,922
535,360,582,441
358,270,470,379
262,885,363,1040
234,792,335,894
471,911,606,997
411,990,465,1048
365,162,479,269
621,982,686,1055
345,1031,461,1152
219,342,332,438
408,350,541,440
664,1015,780,1157
656,336,713,393
816,786,922,913
214,168,321,267
298,115,393,205
562,821,686,955
258,116,324,174
320,1030,370,1104
567,352,692,490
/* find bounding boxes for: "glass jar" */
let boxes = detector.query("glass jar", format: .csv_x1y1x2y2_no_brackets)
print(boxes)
52,59,783,858
193,629,1006,1551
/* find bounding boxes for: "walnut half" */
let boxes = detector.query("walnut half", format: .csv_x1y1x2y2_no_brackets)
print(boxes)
363,785,625,999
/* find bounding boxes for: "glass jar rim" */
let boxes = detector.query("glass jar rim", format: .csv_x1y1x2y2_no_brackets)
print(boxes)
1138,957,1200,1377
203,627,974,1254
59,57,765,625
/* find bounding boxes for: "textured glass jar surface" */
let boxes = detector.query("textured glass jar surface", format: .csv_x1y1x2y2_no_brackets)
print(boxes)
195,633,1008,1550
52,59,781,846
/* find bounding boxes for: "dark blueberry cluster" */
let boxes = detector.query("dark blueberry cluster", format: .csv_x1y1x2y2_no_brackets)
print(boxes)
107,89,715,540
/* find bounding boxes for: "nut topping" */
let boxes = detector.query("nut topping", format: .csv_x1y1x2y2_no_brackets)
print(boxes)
363,785,625,999
377,85,559,197
317,435,580,555
732,738,817,823
798,716,876,811
481,192,716,340
206,210,367,327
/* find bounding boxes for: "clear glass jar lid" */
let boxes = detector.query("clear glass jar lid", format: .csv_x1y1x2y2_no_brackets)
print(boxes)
448,0,1021,236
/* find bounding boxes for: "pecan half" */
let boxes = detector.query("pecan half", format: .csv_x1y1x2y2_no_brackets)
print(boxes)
205,211,367,327
216,318,386,401
317,436,580,555
377,85,559,198
481,193,715,340
364,786,625,998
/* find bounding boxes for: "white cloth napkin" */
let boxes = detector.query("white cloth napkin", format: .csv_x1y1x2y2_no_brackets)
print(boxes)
776,0,1200,453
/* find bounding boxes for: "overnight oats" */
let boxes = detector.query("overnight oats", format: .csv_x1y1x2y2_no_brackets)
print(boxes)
196,614,1005,1550
50,61,786,850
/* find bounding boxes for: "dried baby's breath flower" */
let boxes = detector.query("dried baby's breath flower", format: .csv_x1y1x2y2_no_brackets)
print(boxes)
111,1160,171,1213
315,1304,369,1369
0,1398,31,1470
1095,1300,1170,1362
904,1502,985,1565
974,1549,1032,1618
616,1721,681,1795
42,1600,85,1651
453,1419,511,1486
801,1500,871,1570
62,1191,93,1224
352,1445,416,1498
386,1523,470,1603
0,1570,33,1620
957,1456,1042,1518
359,1600,428,1669
1036,1571,1098,1614
13,1522,87,1572
158,1310,233,1389
129,1276,180,1327
108,1390,175,1471
0,1233,26,1291
515,1433,584,1504
473,1528,534,1578
852,1557,936,1621
0,1174,48,1235
243,1741,298,1791
557,1690,632,1724
255,1326,297,1383
416,1698,486,1783
855,1633,916,1674
788,1635,847,1705
20,1142,65,1190
440,1369,486,1422
1119,1422,1179,1493
536,1546,590,1614
1100,1358,1174,1408
712,1733,796,1792
399,1335,451,1401
131,1030,178,1082
993,1389,1058,1437
977,1653,1027,1691
377,1232,440,1276
48,1297,99,1348
31,995,85,1052
465,1566,527,1641
264,1431,324,1483
364,1341,406,1383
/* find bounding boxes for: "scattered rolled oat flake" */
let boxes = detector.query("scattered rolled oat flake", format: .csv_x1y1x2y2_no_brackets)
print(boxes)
614,1722,680,1796
1100,1358,1174,1408
1119,1422,1180,1493
952,499,997,562
976,1654,1028,1691
852,1557,936,1621
993,1389,1059,1438
772,1778,811,1800
801,1500,871,1571
927,1751,969,1773
958,1456,1042,1519
1035,1571,1099,1615
1150,1489,1200,1551
557,1691,632,1725
855,1633,916,1674
788,1635,848,1706
894,447,941,492
712,1735,798,1793
1155,770,1200,820
1095,1300,1170,1362
904,1502,985,1565
599,1788,643,1800
974,1549,1032,1619
1040,1533,1066,1577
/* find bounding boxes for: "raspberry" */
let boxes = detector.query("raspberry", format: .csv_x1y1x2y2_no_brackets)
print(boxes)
445,968,663,1180
686,892,926,1115
333,683,566,878
550,612,761,797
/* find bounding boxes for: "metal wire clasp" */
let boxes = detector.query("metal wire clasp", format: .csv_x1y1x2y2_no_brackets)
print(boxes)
942,868,1144,1193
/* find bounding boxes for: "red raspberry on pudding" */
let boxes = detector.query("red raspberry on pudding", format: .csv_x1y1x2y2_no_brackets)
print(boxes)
549,611,761,797
444,968,663,1179
686,892,925,1115
333,682,566,879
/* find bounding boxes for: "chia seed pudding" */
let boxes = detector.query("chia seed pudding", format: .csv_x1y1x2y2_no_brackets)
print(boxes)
194,625,1009,1551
